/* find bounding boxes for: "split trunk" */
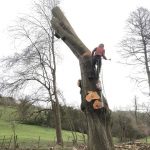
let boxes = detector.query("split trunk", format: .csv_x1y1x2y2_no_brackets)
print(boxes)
51,6,115,150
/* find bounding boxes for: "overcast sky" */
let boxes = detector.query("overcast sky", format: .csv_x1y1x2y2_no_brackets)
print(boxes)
0,0,150,110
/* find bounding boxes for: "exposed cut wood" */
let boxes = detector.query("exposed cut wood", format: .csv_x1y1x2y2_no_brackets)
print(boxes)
85,91,100,102
93,99,103,109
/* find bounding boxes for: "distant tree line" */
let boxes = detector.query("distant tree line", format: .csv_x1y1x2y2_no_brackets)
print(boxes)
0,95,16,106
16,98,87,134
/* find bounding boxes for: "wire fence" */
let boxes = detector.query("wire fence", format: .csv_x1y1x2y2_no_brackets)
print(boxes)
0,135,12,149
0,135,86,150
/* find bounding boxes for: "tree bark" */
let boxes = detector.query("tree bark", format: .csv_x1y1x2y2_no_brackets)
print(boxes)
51,6,115,150
52,99,63,145
52,29,63,145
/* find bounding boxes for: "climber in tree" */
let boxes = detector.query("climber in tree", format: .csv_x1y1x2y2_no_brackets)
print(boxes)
92,43,109,76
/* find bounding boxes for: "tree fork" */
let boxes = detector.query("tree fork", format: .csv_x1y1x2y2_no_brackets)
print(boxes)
51,6,115,150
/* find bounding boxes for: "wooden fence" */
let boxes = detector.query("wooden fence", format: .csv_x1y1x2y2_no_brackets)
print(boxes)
0,135,13,149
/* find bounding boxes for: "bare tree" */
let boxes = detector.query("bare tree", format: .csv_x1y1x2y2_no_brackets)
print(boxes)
0,0,63,145
141,102,150,121
134,96,138,123
17,98,32,122
119,7,150,94
51,7,114,150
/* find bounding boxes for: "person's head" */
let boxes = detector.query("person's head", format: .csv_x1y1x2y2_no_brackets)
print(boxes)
99,43,104,48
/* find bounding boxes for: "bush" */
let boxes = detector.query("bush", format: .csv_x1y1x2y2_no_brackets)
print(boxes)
112,111,145,142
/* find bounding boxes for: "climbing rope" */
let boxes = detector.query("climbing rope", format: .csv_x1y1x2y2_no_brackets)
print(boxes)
99,66,108,128
100,66,107,100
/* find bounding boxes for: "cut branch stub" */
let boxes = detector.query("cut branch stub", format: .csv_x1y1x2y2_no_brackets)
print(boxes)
93,100,104,109
85,91,100,102
51,6,91,59
85,91,104,110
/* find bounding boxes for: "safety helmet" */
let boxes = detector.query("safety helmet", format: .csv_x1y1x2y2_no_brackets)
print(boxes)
99,43,104,47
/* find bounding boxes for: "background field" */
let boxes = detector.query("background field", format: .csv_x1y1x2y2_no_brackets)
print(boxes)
0,105,150,149
0,105,86,148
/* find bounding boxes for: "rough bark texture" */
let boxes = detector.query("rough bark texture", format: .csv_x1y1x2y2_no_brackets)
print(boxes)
52,30,63,145
52,99,63,145
51,6,115,150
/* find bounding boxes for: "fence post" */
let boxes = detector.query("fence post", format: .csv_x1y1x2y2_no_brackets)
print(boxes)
37,136,40,149
14,135,18,150
1,135,5,148
8,135,13,149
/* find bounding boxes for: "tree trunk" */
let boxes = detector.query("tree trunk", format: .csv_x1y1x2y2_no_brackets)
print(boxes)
51,29,63,146
51,6,115,150
79,56,114,150
143,39,150,94
53,97,63,145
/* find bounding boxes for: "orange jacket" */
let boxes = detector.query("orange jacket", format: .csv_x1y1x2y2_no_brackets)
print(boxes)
95,47,105,56
92,47,107,60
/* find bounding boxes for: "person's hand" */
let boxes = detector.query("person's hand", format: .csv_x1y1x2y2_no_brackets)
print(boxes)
107,58,111,61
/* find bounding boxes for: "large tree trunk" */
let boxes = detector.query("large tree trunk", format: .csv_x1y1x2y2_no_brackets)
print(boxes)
51,6,115,150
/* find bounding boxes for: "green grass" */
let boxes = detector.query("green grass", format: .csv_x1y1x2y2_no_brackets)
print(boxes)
0,119,86,148
3,105,150,148
113,137,119,144
140,136,150,143
0,105,86,148
0,120,84,142
0,105,18,120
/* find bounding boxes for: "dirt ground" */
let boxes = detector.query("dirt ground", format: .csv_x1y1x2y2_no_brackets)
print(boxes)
72,141,150,150
114,141,150,150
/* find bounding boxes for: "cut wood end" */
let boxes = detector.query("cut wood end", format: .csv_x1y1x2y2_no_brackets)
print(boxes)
93,100,103,109
85,91,100,102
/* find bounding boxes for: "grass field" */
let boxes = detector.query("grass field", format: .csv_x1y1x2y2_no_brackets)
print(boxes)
0,105,18,120
0,105,86,148
140,136,150,143
0,120,84,141
1,105,150,149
